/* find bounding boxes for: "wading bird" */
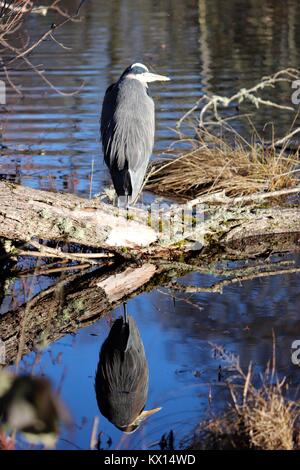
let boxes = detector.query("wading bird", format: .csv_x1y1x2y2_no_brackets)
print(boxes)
101,63,170,206
95,305,160,433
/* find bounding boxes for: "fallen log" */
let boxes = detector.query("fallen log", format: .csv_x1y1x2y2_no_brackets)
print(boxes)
0,181,300,262
0,181,157,254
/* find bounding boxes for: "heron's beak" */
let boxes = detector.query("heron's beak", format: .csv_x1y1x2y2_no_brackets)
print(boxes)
143,72,170,83
121,407,162,434
137,407,162,421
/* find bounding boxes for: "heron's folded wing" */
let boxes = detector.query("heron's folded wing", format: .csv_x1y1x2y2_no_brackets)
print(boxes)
100,82,118,166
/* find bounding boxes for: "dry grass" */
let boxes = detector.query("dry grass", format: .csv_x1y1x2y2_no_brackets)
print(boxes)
185,347,300,450
147,130,299,200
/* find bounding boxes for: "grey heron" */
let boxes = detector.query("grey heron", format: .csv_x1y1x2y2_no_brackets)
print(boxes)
101,63,170,206
95,305,160,433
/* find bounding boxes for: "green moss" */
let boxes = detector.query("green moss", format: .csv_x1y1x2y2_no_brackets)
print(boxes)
57,217,74,235
36,330,50,349
56,217,85,240
39,208,52,219
72,227,85,240
3,240,18,255
59,299,85,325
173,239,187,248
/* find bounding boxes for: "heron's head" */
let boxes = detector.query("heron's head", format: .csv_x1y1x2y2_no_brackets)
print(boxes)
116,407,162,434
121,63,170,86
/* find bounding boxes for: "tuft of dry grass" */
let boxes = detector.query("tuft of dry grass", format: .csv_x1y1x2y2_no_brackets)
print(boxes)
185,347,300,450
147,130,299,200
242,384,296,450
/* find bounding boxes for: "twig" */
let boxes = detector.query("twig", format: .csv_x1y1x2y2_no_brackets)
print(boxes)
21,263,91,276
25,241,114,265
1,1,84,96
189,186,300,207
170,267,300,294
89,416,99,450
274,127,300,147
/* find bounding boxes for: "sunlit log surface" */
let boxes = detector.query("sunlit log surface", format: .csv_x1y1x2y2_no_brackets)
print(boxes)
0,181,157,252
0,181,299,258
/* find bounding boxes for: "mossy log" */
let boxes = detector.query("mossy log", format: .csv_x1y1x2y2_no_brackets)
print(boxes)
0,181,299,260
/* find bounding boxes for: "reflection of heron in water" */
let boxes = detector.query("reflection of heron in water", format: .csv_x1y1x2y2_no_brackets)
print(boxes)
95,304,160,433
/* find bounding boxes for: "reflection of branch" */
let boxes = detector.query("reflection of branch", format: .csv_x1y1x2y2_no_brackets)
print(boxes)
170,267,300,294
160,259,295,278
21,263,91,277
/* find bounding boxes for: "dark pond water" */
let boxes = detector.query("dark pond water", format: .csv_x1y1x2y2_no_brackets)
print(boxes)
1,0,300,450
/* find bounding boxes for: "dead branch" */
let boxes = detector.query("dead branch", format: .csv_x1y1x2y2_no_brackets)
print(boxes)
0,1,84,96
189,186,300,207
196,69,300,128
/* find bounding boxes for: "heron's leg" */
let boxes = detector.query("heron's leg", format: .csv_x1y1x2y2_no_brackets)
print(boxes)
117,195,129,209
123,302,128,323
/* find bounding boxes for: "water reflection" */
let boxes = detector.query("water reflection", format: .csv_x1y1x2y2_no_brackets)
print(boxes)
95,309,160,433
1,0,300,450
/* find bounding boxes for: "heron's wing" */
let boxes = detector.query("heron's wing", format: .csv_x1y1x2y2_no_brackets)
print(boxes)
100,82,118,168
113,80,155,170
95,338,149,426
96,316,148,395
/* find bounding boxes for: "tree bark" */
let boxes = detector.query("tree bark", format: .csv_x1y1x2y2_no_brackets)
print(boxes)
0,181,300,259
0,181,157,252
